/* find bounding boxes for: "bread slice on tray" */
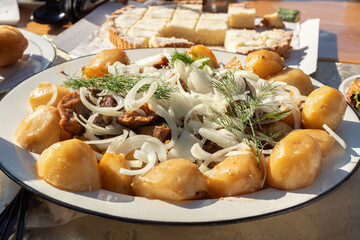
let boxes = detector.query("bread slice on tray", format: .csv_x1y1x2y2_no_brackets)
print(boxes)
224,29,293,57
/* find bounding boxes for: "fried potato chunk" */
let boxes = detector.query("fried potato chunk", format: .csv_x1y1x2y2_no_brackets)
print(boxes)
15,105,61,154
293,129,335,157
84,48,130,78
206,150,265,198
302,86,347,130
244,49,284,79
224,56,243,70
187,44,218,68
99,153,134,195
266,131,322,190
36,139,101,192
268,68,314,96
131,158,208,200
29,82,70,111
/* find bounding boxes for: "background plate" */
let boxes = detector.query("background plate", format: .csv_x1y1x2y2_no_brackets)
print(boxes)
0,29,55,93
0,48,359,224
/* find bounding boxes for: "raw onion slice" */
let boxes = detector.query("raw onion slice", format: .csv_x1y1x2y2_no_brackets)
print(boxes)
84,130,129,152
108,62,140,75
124,78,158,111
148,100,178,149
198,127,238,149
111,135,167,162
198,143,249,172
191,143,212,160
120,142,157,175
46,84,58,106
74,112,124,135
188,68,213,94
79,88,124,116
322,124,347,149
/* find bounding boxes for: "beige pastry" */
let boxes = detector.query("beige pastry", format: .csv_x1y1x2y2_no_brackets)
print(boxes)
0,25,28,67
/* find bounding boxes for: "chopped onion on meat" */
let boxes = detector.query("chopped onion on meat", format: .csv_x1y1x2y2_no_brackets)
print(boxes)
148,100,178,149
124,78,158,111
79,87,124,116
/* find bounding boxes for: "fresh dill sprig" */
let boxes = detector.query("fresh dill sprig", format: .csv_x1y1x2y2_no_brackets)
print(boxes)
171,51,194,65
209,69,290,162
170,51,211,69
63,73,175,101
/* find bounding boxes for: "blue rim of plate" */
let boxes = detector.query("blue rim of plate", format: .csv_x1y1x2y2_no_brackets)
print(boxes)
0,49,360,225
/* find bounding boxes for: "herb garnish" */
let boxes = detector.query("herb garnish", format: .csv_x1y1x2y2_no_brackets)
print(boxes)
170,51,211,69
210,69,290,162
63,72,175,101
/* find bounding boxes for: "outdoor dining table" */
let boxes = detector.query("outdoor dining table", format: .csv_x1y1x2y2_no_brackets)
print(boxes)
1,0,360,239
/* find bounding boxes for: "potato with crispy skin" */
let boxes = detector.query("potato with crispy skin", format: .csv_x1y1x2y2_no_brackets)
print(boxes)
36,139,101,192
15,105,62,154
302,86,347,130
266,131,322,190
131,158,208,200
84,48,130,78
244,49,284,79
206,150,265,198
99,153,134,195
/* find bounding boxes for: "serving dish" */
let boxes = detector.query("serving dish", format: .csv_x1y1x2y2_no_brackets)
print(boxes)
339,74,360,119
0,29,55,93
0,48,359,224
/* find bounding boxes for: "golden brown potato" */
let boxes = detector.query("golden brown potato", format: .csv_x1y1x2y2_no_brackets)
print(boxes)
262,120,293,141
36,139,101,192
266,131,322,190
15,105,62,154
187,44,218,68
206,150,265,198
244,49,284,79
84,48,130,78
302,86,347,130
29,82,70,111
293,129,335,157
224,56,243,70
131,158,208,200
99,153,134,195
0,25,28,67
268,68,314,96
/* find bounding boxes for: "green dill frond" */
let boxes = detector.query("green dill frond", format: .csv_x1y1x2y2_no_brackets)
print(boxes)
170,51,212,69
63,74,175,101
208,69,291,162
171,51,194,65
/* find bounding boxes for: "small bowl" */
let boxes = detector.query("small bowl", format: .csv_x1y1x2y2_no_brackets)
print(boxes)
339,74,360,119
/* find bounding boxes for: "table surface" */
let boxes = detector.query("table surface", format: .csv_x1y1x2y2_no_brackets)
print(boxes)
3,1,360,239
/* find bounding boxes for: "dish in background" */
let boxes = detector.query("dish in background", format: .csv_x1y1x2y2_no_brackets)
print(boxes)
338,74,360,119
0,48,359,224
0,29,55,94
